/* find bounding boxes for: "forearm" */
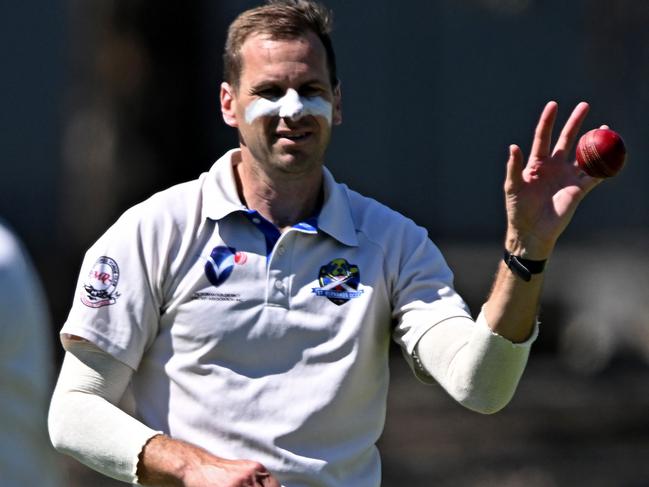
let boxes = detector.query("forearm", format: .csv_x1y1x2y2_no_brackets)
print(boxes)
48,346,161,483
50,340,280,487
415,312,535,414
483,259,545,343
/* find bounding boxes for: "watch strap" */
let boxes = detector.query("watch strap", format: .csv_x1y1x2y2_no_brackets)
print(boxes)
503,249,547,282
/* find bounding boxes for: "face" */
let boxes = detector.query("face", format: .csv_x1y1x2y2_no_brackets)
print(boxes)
220,31,342,177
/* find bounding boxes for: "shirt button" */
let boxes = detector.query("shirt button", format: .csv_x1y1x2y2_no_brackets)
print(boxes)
252,217,261,224
274,281,284,290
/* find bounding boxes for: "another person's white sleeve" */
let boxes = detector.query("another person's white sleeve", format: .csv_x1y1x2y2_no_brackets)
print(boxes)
48,340,161,484
414,308,537,414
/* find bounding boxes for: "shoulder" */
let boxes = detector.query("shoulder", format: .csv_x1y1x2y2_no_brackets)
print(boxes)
343,185,430,248
339,185,455,293
107,177,204,238
132,178,202,221
78,176,208,275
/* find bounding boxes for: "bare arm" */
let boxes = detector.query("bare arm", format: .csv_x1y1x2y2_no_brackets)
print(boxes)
484,101,602,342
415,102,604,412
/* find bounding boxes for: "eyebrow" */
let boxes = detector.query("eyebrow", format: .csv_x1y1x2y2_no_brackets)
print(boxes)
250,77,328,91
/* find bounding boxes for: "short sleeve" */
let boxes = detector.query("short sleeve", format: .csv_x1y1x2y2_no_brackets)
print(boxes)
390,223,472,375
61,205,162,370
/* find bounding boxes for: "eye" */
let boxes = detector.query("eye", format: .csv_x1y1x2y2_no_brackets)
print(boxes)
252,86,283,100
299,85,325,98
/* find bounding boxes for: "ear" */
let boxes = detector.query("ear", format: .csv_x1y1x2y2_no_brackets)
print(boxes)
220,82,239,128
332,81,342,126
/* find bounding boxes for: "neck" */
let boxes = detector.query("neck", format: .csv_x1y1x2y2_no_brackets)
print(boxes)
233,156,324,231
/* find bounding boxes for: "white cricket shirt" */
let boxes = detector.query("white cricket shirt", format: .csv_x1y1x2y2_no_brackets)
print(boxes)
62,149,472,487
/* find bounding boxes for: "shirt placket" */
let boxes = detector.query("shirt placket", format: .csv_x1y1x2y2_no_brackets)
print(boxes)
267,232,293,308
243,210,318,309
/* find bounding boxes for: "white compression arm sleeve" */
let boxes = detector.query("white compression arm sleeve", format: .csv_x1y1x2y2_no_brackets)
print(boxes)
414,308,537,414
48,340,161,484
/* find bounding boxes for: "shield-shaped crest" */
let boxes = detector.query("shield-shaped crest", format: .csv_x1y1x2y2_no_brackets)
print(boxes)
205,246,236,287
313,258,363,305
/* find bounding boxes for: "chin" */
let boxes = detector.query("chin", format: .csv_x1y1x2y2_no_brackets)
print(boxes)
274,151,322,173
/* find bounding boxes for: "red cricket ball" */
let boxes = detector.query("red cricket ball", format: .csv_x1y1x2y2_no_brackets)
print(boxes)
575,128,627,178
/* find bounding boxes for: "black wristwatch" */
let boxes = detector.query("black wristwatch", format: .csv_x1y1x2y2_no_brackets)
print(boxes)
503,249,546,282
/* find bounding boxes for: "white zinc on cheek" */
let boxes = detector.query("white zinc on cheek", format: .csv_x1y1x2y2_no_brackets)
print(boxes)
245,88,333,126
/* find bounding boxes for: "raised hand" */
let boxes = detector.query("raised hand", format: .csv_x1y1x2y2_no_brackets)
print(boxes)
504,101,602,260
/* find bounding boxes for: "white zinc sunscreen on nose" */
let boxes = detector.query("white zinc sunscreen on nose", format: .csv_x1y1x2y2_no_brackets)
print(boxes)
245,88,333,125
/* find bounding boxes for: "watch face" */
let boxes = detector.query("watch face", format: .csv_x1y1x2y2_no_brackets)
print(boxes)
504,250,546,282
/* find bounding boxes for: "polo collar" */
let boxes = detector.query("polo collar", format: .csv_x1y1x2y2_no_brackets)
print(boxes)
319,167,358,247
201,149,358,247
201,149,248,221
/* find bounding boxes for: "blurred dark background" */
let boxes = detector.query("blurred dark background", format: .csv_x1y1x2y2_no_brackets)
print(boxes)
2,0,648,485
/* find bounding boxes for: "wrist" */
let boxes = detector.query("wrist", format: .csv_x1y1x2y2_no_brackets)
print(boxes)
503,249,547,282
504,232,554,260
138,435,198,485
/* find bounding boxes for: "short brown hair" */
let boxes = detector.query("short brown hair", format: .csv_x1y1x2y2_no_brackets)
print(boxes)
223,0,338,89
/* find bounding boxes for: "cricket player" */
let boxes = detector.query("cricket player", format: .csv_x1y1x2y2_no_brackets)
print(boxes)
49,1,603,486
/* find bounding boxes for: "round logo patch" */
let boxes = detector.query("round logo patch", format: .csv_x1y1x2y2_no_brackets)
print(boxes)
80,256,121,308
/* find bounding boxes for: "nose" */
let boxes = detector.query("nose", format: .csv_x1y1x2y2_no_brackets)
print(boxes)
278,89,304,121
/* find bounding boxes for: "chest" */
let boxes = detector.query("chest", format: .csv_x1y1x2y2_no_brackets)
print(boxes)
156,216,392,370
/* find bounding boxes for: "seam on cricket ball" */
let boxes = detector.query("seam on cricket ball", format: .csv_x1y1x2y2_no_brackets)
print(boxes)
582,133,614,177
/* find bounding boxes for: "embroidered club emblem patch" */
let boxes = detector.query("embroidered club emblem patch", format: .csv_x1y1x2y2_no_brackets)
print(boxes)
312,258,364,305
205,246,246,287
80,256,121,308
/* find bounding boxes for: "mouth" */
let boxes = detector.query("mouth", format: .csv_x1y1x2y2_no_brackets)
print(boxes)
274,130,312,143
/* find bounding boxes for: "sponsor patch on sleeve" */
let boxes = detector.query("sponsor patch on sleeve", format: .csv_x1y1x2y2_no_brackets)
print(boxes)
80,256,121,308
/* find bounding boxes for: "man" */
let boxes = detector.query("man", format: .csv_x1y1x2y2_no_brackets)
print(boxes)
49,1,603,486
0,221,64,487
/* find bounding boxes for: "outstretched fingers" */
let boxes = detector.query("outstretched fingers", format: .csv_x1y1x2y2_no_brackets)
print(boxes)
529,101,559,160
552,101,590,159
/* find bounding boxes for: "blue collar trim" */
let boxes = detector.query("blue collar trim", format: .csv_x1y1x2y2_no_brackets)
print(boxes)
243,210,319,257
